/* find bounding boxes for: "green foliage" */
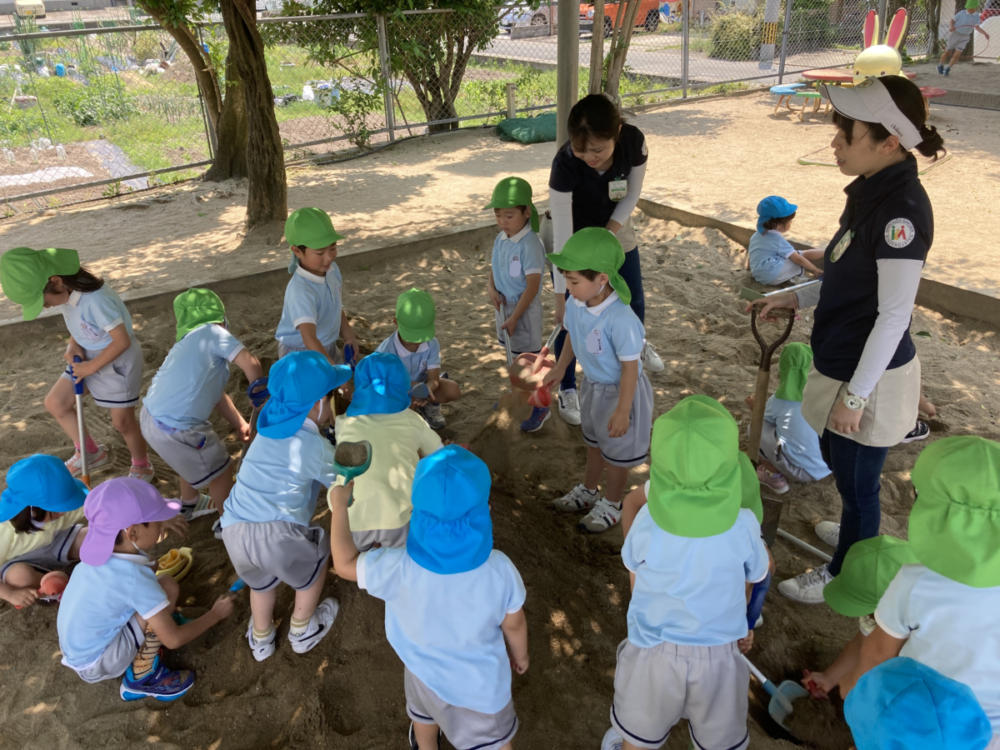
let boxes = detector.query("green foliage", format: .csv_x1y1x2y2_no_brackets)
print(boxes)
708,12,761,60
327,87,383,147
43,76,139,126
131,30,165,60
787,8,835,48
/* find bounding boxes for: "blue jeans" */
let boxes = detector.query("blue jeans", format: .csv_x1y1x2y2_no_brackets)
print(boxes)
820,430,889,577
554,246,645,392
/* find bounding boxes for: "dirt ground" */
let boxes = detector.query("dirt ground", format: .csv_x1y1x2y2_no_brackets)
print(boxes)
907,59,999,95
1,215,999,750
1,75,998,324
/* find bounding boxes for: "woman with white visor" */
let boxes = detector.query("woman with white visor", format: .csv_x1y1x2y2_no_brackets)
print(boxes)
750,75,945,603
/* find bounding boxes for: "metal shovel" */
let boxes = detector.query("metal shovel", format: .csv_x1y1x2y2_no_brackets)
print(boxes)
71,356,91,488
742,654,810,731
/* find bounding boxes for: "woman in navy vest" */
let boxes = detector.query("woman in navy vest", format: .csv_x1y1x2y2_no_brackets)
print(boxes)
752,76,945,604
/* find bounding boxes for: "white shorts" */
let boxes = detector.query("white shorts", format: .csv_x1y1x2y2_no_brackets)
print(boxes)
495,293,543,355
351,525,408,552
66,615,145,684
580,373,654,468
60,340,143,409
221,521,328,592
277,340,343,363
0,524,82,581
140,406,232,489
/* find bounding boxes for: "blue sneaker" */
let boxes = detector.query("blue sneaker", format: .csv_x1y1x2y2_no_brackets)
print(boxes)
120,655,195,702
944,67,950,76
520,407,550,433
937,63,944,74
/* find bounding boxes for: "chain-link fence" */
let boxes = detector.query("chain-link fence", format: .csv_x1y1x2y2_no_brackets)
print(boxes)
0,1,938,214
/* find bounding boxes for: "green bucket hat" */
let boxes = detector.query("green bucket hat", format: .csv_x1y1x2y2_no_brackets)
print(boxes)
966,0,979,10
647,395,744,538
910,436,1000,588
775,342,813,402
174,288,226,342
483,176,539,233
396,287,436,344
285,207,345,273
823,536,918,617
0,247,80,321
547,227,632,305
738,451,764,525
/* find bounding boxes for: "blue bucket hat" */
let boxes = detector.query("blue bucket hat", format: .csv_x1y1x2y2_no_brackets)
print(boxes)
845,657,992,750
756,195,798,234
257,351,353,439
346,352,411,417
0,454,88,523
407,445,494,575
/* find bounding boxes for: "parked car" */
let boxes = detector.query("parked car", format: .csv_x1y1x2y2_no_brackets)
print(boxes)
14,0,45,19
501,2,555,28
581,0,661,37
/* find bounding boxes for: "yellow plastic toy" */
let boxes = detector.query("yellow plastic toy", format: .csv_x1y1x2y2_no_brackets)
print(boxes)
853,8,909,85
156,547,193,582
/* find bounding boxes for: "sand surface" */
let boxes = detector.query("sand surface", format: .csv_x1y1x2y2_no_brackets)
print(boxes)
1,78,999,326
1,215,998,749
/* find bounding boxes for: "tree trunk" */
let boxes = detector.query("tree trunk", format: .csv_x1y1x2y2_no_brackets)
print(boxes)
203,54,248,181
219,0,287,229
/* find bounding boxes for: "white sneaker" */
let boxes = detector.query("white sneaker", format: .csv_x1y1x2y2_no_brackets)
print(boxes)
601,727,624,750
553,484,599,512
814,521,840,548
558,388,582,426
641,341,664,373
579,499,622,533
246,623,276,662
777,564,833,604
288,598,340,654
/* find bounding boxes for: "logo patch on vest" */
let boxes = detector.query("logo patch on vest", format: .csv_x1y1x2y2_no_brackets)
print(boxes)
884,218,915,249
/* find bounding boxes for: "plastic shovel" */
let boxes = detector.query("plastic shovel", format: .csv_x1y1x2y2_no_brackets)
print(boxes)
71,355,90,488
742,655,810,732
332,440,372,507
506,327,560,408
246,376,270,444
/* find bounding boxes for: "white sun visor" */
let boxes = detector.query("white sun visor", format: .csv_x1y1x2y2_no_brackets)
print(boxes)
821,79,923,151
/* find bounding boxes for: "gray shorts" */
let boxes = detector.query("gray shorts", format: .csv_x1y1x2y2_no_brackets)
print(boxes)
69,615,145,684
611,639,750,750
60,340,143,409
496,292,543,355
580,372,654,468
140,406,232,489
352,524,408,552
277,339,343,363
221,521,329,592
0,524,83,581
758,423,822,483
946,31,970,51
405,667,518,750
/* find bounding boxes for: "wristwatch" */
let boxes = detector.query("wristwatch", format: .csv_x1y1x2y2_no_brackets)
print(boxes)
842,392,869,411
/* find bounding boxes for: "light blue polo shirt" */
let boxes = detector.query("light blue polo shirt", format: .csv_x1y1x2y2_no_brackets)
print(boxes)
952,9,981,40
564,292,645,384
375,331,442,383
491,226,545,302
358,547,526,714
57,553,170,670
143,324,245,430
876,564,1000,734
60,287,133,352
622,499,769,648
221,420,337,529
275,264,344,351
764,395,831,481
748,231,797,285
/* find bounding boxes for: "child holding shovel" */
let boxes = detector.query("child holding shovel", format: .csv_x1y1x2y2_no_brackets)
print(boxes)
484,177,548,433
0,247,154,482
220,351,353,662
542,228,653,534
374,288,461,430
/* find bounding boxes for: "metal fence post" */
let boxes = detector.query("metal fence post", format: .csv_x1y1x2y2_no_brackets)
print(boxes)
777,0,793,84
681,0,689,98
505,83,517,119
376,14,396,142
877,0,887,30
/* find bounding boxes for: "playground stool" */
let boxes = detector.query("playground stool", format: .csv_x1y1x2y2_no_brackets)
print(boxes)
792,90,830,121
770,83,804,114
919,86,947,117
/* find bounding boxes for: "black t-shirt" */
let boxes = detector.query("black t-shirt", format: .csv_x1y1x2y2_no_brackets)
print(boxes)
811,156,933,382
548,123,648,231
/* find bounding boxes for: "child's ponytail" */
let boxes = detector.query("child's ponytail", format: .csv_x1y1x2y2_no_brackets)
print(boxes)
43,265,104,295
914,123,946,162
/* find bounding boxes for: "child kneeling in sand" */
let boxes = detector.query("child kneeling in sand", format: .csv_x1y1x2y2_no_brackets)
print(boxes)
329,445,528,750
375,288,461,431
335,352,443,552
57,478,233,701
141,289,263,519
542,228,654,534
601,396,770,750
0,455,90,608
221,351,353,661
749,197,823,285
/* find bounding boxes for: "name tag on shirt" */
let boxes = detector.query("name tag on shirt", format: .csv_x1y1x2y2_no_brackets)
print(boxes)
830,231,854,263
609,179,627,202
508,256,522,277
586,328,604,355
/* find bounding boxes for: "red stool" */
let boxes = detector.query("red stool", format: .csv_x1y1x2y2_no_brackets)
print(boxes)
919,86,947,117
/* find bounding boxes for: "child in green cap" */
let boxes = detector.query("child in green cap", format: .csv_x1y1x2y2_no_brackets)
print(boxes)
939,0,990,75
141,289,263,518
275,207,360,368
842,436,1000,745
600,396,770,750
541,227,654,533
484,177,549,433
375,288,461,430
0,247,154,482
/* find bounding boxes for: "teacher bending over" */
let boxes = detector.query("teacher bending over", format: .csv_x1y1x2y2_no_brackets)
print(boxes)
548,94,664,426
753,76,945,604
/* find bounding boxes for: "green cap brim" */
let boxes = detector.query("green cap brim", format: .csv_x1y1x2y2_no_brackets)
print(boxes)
20,293,44,321
398,321,435,344
546,252,589,272
297,228,345,250
823,575,875,617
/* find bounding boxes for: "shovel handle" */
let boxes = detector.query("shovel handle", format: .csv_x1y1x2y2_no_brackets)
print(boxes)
750,309,795,373
747,310,794,464
741,654,770,691
71,355,85,395
503,330,514,368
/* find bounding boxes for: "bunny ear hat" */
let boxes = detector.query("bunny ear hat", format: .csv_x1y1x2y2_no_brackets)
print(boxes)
853,8,909,85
